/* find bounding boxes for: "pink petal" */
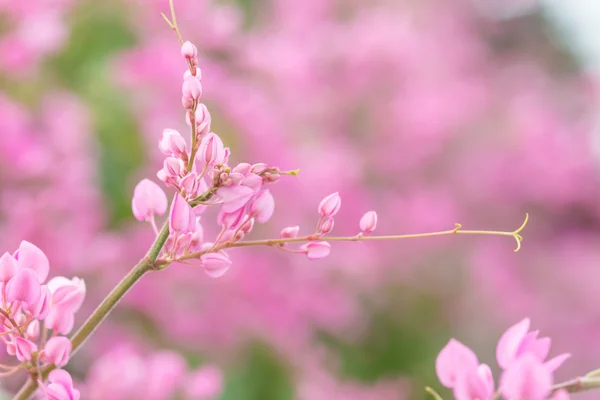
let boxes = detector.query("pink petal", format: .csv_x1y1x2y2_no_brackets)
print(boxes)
496,318,530,369
436,338,480,388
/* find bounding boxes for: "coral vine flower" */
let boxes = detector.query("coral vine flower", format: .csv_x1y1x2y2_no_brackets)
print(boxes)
318,192,341,218
359,211,377,234
132,179,168,222
496,318,570,372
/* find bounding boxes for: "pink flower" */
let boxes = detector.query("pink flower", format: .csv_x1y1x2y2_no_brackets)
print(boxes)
44,305,75,335
320,218,335,235
6,268,41,305
496,318,570,371
182,76,202,109
26,284,51,319
250,190,275,223
159,128,187,157
47,276,86,314
0,252,18,282
185,366,223,399
217,207,246,230
169,194,196,234
436,339,479,388
217,185,255,213
318,192,341,218
359,211,377,234
26,320,40,341
201,252,232,278
499,354,552,400
198,133,226,166
132,179,168,222
194,103,211,136
301,241,331,260
15,240,49,283
280,226,300,239
40,336,72,367
41,369,80,400
14,337,37,362
181,41,198,59
453,364,495,400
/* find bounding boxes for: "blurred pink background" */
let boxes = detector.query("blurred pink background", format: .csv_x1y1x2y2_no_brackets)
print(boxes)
1,0,600,398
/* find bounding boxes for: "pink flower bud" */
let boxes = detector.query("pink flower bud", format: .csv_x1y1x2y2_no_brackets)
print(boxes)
169,194,196,234
180,172,199,197
359,211,377,234
26,284,51,319
201,252,232,278
217,185,255,213
499,354,552,400
42,369,80,400
185,366,223,399
280,226,300,239
233,163,252,175
217,207,246,230
251,163,268,174
195,103,212,136
47,277,86,314
164,157,185,177
320,218,334,235
26,320,40,341
181,41,198,59
6,268,41,305
301,242,331,260
250,190,275,223
198,133,225,166
14,337,37,361
41,336,72,367
0,252,18,282
45,306,75,335
159,129,187,157
16,240,49,283
132,179,168,222
318,192,341,218
262,172,280,183
235,219,255,241
182,76,203,108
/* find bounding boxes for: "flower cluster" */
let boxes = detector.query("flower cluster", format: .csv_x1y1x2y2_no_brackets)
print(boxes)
0,241,85,399
435,318,571,400
83,345,222,400
131,38,382,278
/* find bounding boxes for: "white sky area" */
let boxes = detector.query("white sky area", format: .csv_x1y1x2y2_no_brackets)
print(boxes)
542,0,600,163
542,0,600,72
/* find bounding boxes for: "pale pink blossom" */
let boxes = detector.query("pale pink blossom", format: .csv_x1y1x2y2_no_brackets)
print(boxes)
301,241,331,260
131,179,168,222
40,336,72,367
318,192,341,218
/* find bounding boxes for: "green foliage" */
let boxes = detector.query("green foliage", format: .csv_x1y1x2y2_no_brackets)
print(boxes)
318,289,451,400
220,342,295,400
46,1,146,227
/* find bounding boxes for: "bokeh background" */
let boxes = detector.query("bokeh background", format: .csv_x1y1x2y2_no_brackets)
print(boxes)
1,0,600,398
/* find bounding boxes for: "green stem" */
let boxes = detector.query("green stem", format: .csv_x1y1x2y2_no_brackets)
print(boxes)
12,223,170,400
